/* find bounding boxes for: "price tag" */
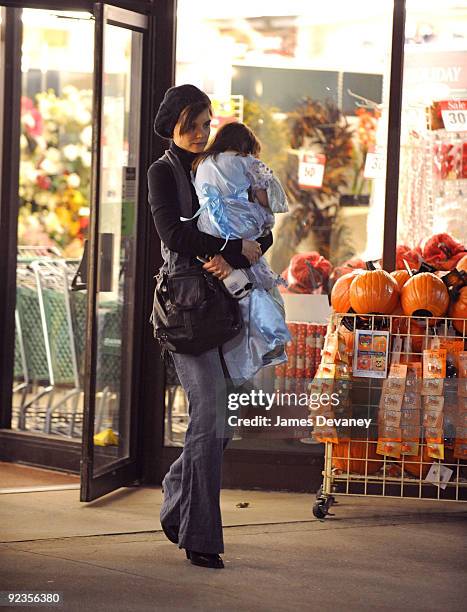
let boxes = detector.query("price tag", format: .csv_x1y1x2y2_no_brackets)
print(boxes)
364,148,386,179
440,100,467,131
298,152,325,189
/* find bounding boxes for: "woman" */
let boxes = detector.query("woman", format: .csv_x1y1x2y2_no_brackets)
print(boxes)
147,84,273,569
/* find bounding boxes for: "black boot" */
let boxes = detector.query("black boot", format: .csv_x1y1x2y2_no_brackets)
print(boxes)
185,550,224,569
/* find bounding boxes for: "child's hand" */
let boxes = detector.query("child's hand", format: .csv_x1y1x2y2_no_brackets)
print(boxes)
241,239,262,264
202,255,233,280
253,188,269,208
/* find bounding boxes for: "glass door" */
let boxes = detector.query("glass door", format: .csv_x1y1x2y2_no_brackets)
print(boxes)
80,3,147,501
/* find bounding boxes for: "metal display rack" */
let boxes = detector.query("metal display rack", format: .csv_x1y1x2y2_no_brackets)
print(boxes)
313,312,467,519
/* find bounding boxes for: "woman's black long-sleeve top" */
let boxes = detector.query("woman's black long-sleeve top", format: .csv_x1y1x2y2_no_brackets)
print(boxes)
147,141,273,268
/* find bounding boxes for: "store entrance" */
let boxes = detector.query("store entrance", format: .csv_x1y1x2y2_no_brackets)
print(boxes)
0,3,150,501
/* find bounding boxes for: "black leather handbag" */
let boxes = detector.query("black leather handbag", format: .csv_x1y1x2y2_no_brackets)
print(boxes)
150,264,242,356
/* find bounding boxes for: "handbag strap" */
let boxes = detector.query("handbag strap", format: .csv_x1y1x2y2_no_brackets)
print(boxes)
158,150,196,274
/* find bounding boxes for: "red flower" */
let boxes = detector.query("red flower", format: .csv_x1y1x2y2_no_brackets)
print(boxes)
36,174,52,190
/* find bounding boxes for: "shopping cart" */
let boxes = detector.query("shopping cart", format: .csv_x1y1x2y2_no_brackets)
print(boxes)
312,312,467,519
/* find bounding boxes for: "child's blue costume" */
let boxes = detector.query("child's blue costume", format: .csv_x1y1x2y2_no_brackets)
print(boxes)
187,152,291,386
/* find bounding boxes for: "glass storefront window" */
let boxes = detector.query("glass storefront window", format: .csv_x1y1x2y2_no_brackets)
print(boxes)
397,0,467,271
13,9,94,437
167,0,396,447
18,9,94,258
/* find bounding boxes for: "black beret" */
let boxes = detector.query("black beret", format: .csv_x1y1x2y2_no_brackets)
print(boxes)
153,84,211,139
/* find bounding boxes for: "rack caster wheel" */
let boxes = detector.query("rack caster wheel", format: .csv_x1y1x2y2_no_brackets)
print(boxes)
312,495,334,519
312,501,327,519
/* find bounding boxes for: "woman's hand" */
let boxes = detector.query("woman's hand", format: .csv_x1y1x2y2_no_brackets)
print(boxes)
202,255,233,280
241,239,262,264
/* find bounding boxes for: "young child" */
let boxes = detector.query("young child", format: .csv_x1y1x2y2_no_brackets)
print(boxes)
187,121,290,385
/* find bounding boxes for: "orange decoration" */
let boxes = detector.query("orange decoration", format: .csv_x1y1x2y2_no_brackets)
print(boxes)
449,286,467,334
390,270,410,292
349,270,399,314
332,441,382,475
330,270,362,313
400,272,449,317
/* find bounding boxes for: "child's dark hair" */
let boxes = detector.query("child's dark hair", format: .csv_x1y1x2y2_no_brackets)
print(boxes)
193,121,261,172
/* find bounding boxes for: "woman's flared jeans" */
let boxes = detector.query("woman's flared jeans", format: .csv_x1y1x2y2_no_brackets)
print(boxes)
160,347,230,554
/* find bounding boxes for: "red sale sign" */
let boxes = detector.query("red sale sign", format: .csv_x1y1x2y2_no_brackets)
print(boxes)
439,100,467,132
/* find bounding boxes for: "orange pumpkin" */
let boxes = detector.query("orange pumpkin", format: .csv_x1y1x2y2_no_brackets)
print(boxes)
390,270,410,292
457,254,467,273
401,272,449,317
330,270,362,313
349,270,399,314
449,286,467,334
332,440,383,475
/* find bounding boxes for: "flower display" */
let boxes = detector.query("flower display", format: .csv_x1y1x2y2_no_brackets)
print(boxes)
18,86,92,255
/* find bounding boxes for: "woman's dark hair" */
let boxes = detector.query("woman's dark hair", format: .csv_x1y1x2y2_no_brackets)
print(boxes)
178,101,212,135
192,122,261,172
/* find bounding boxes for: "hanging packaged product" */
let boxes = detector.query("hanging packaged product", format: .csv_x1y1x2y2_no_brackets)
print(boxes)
406,362,422,394
400,391,421,455
424,419,444,461
422,349,446,396
382,363,407,395
400,428,420,456
313,422,339,444
426,441,445,461
423,395,444,429
378,397,402,427
376,423,402,458
322,331,338,364
424,463,454,489
353,330,389,378
337,330,351,364
401,392,422,426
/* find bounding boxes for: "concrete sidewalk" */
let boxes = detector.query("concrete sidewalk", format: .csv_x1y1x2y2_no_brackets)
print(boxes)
0,488,466,611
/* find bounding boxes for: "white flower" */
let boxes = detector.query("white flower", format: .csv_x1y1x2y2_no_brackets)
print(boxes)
81,151,92,168
35,192,51,206
76,109,91,125
39,158,59,174
80,125,93,148
27,214,40,230
67,173,81,188
20,134,28,150
63,144,79,162
20,161,38,182
22,113,35,129
44,211,63,234
46,147,61,162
